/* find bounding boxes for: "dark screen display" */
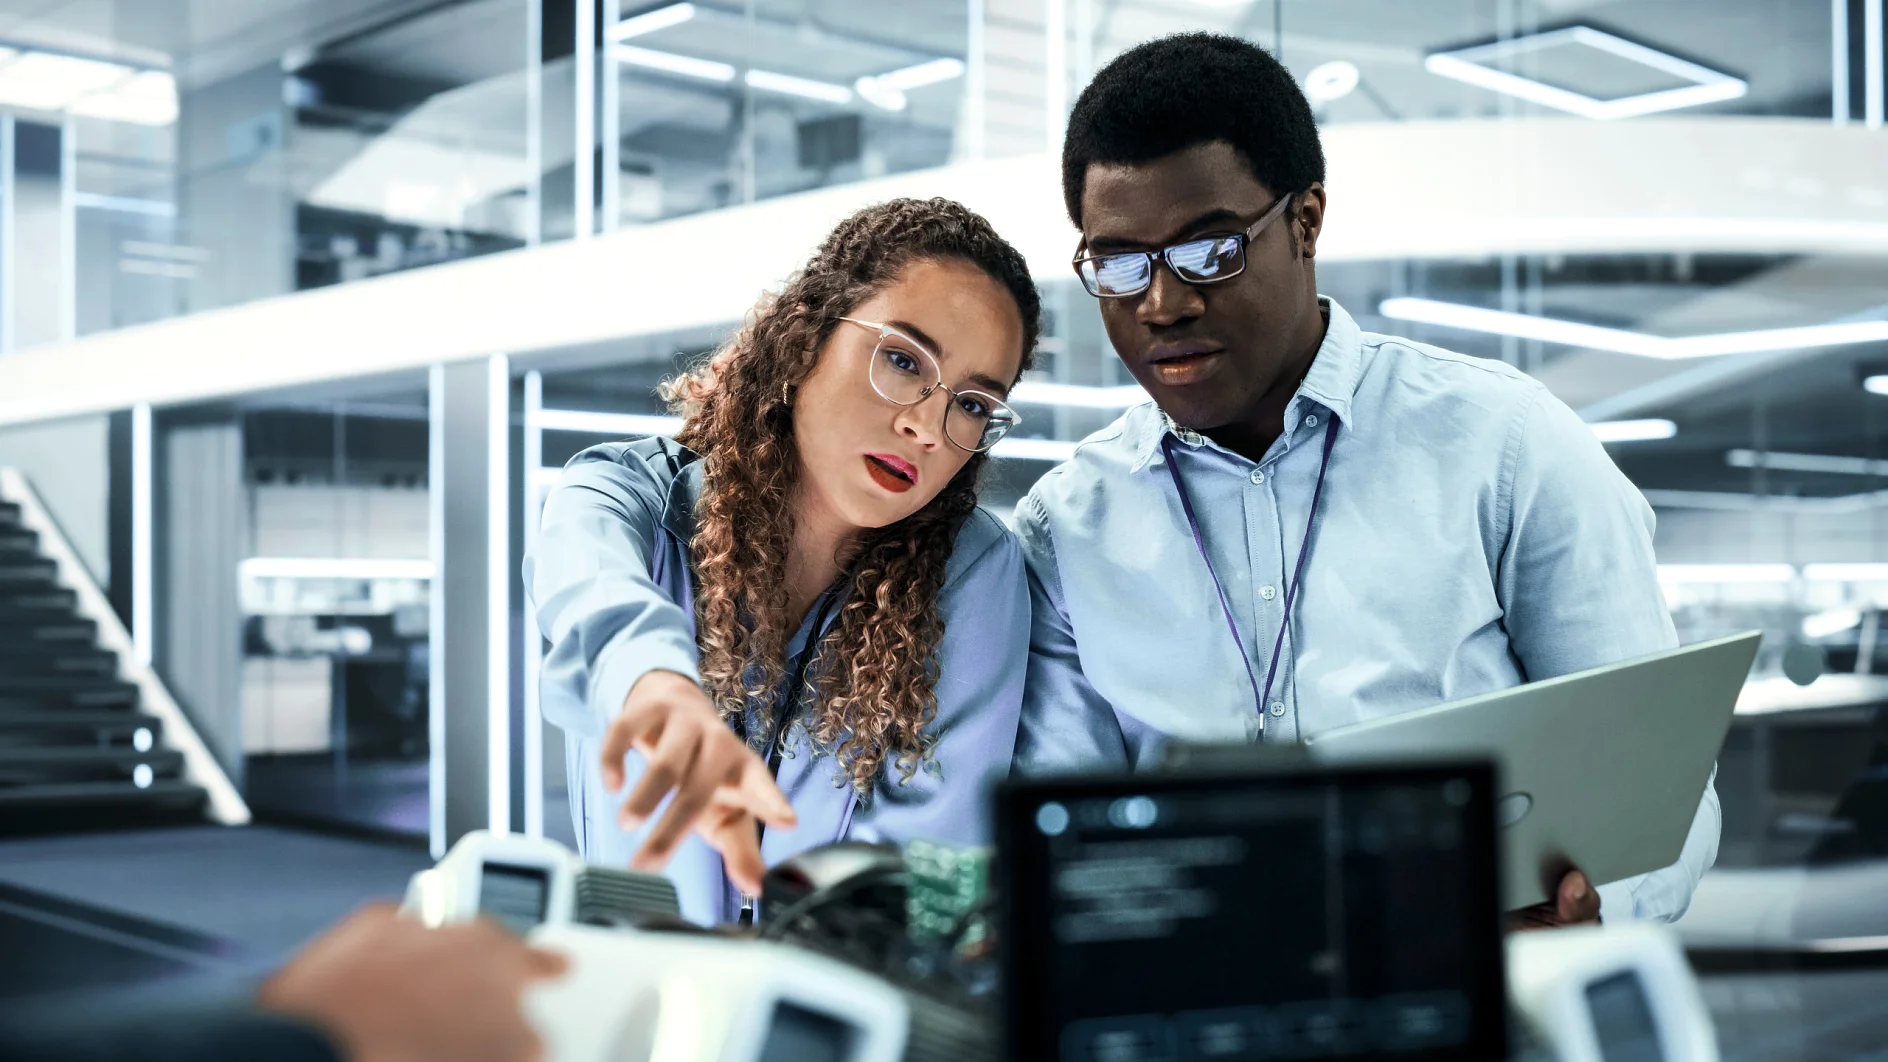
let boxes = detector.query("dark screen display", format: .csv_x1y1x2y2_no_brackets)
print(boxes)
999,764,1505,1062
479,863,550,935
1587,971,1663,1062
758,1002,856,1062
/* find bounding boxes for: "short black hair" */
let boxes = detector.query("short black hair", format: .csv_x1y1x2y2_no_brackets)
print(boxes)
1061,32,1325,226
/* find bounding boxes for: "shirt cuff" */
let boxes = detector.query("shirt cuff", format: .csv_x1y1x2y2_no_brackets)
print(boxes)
588,632,702,725
1595,878,1636,924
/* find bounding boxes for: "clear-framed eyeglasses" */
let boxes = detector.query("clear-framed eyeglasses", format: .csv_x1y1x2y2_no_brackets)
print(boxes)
837,316,1020,454
1072,192,1296,299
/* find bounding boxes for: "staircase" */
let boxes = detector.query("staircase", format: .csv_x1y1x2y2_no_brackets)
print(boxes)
0,472,245,833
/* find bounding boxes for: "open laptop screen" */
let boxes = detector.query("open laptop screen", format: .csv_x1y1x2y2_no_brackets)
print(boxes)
997,761,1506,1062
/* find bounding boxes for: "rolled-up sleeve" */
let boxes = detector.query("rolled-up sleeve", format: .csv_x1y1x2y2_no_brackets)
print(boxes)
1497,387,1716,923
1013,491,1130,776
848,513,1029,847
525,453,700,739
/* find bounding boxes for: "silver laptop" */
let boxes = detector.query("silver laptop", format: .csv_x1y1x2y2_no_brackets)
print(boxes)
1302,630,1761,909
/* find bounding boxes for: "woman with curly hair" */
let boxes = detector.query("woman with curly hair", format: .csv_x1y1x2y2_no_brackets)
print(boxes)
528,198,1041,925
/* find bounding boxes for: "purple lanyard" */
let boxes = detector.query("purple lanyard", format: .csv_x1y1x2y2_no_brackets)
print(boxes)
1161,415,1339,735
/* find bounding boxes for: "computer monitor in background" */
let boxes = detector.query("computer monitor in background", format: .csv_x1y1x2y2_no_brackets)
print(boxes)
997,761,1507,1062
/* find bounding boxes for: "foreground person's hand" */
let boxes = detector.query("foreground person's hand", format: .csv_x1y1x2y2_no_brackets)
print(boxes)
603,669,798,893
1507,869,1601,931
258,904,567,1062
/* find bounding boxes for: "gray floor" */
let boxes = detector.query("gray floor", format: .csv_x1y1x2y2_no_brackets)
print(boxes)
0,825,430,963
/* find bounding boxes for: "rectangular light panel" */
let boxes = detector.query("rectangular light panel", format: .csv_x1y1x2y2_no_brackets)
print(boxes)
1426,26,1747,120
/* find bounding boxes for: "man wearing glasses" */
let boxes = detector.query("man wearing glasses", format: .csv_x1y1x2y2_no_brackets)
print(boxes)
1013,33,1717,928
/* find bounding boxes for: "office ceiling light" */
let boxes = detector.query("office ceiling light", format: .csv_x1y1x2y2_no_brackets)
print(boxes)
1009,381,1147,409
0,50,134,111
879,57,966,90
1379,298,1888,360
240,558,435,581
854,77,906,112
1588,418,1675,443
1805,563,1888,582
745,68,852,104
1656,563,1796,584
1425,26,1747,120
68,69,177,125
1726,449,1888,477
613,45,735,82
1304,61,1361,103
611,2,697,41
1866,375,1888,396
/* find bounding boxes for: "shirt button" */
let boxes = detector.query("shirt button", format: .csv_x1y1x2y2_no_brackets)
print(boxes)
1249,469,1265,485
1260,585,1277,600
1269,702,1286,717
1304,414,1319,427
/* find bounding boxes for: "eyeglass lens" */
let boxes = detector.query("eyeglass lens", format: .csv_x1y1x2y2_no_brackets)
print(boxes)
866,333,1015,452
1080,235,1246,297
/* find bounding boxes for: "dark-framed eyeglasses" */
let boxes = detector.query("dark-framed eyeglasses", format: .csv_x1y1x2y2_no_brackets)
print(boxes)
1072,193,1296,299
837,316,1020,454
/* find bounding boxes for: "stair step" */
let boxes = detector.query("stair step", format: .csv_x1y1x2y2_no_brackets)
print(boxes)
0,528,36,551
0,619,96,644
0,587,78,613
0,710,163,749
0,503,20,528
0,745,183,787
0,679,139,711
0,779,207,833
0,559,59,585
0,646,118,675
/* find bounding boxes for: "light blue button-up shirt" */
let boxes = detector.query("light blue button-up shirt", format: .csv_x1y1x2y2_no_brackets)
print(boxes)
526,438,1029,925
1013,298,1717,923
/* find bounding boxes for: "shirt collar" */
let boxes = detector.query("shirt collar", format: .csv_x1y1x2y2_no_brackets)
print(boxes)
1131,296,1363,472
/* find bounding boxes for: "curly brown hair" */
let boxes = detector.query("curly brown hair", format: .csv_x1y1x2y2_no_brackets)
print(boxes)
661,198,1041,795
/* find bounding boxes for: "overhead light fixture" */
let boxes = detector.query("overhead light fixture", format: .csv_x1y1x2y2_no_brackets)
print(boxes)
612,45,735,82
1009,381,1147,409
610,2,697,41
1588,418,1675,443
0,50,134,111
854,77,906,112
1727,449,1888,477
1865,375,1888,396
1656,563,1796,584
854,57,966,113
536,409,684,435
67,69,177,125
1379,298,1888,360
878,57,966,90
240,557,435,581
1425,26,1748,120
1805,563,1888,582
1304,61,1361,103
745,69,852,104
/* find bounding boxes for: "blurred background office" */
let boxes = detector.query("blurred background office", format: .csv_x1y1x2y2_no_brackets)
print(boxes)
0,0,1883,1054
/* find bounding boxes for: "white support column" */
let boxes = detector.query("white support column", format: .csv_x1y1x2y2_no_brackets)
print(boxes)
130,401,153,666
431,356,517,853
1,115,14,355
527,0,544,246
59,117,75,343
428,365,447,857
487,354,512,835
1868,0,1884,128
1837,0,1852,123
1045,0,1067,153
522,370,544,838
601,0,621,233
965,0,985,162
575,0,597,239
